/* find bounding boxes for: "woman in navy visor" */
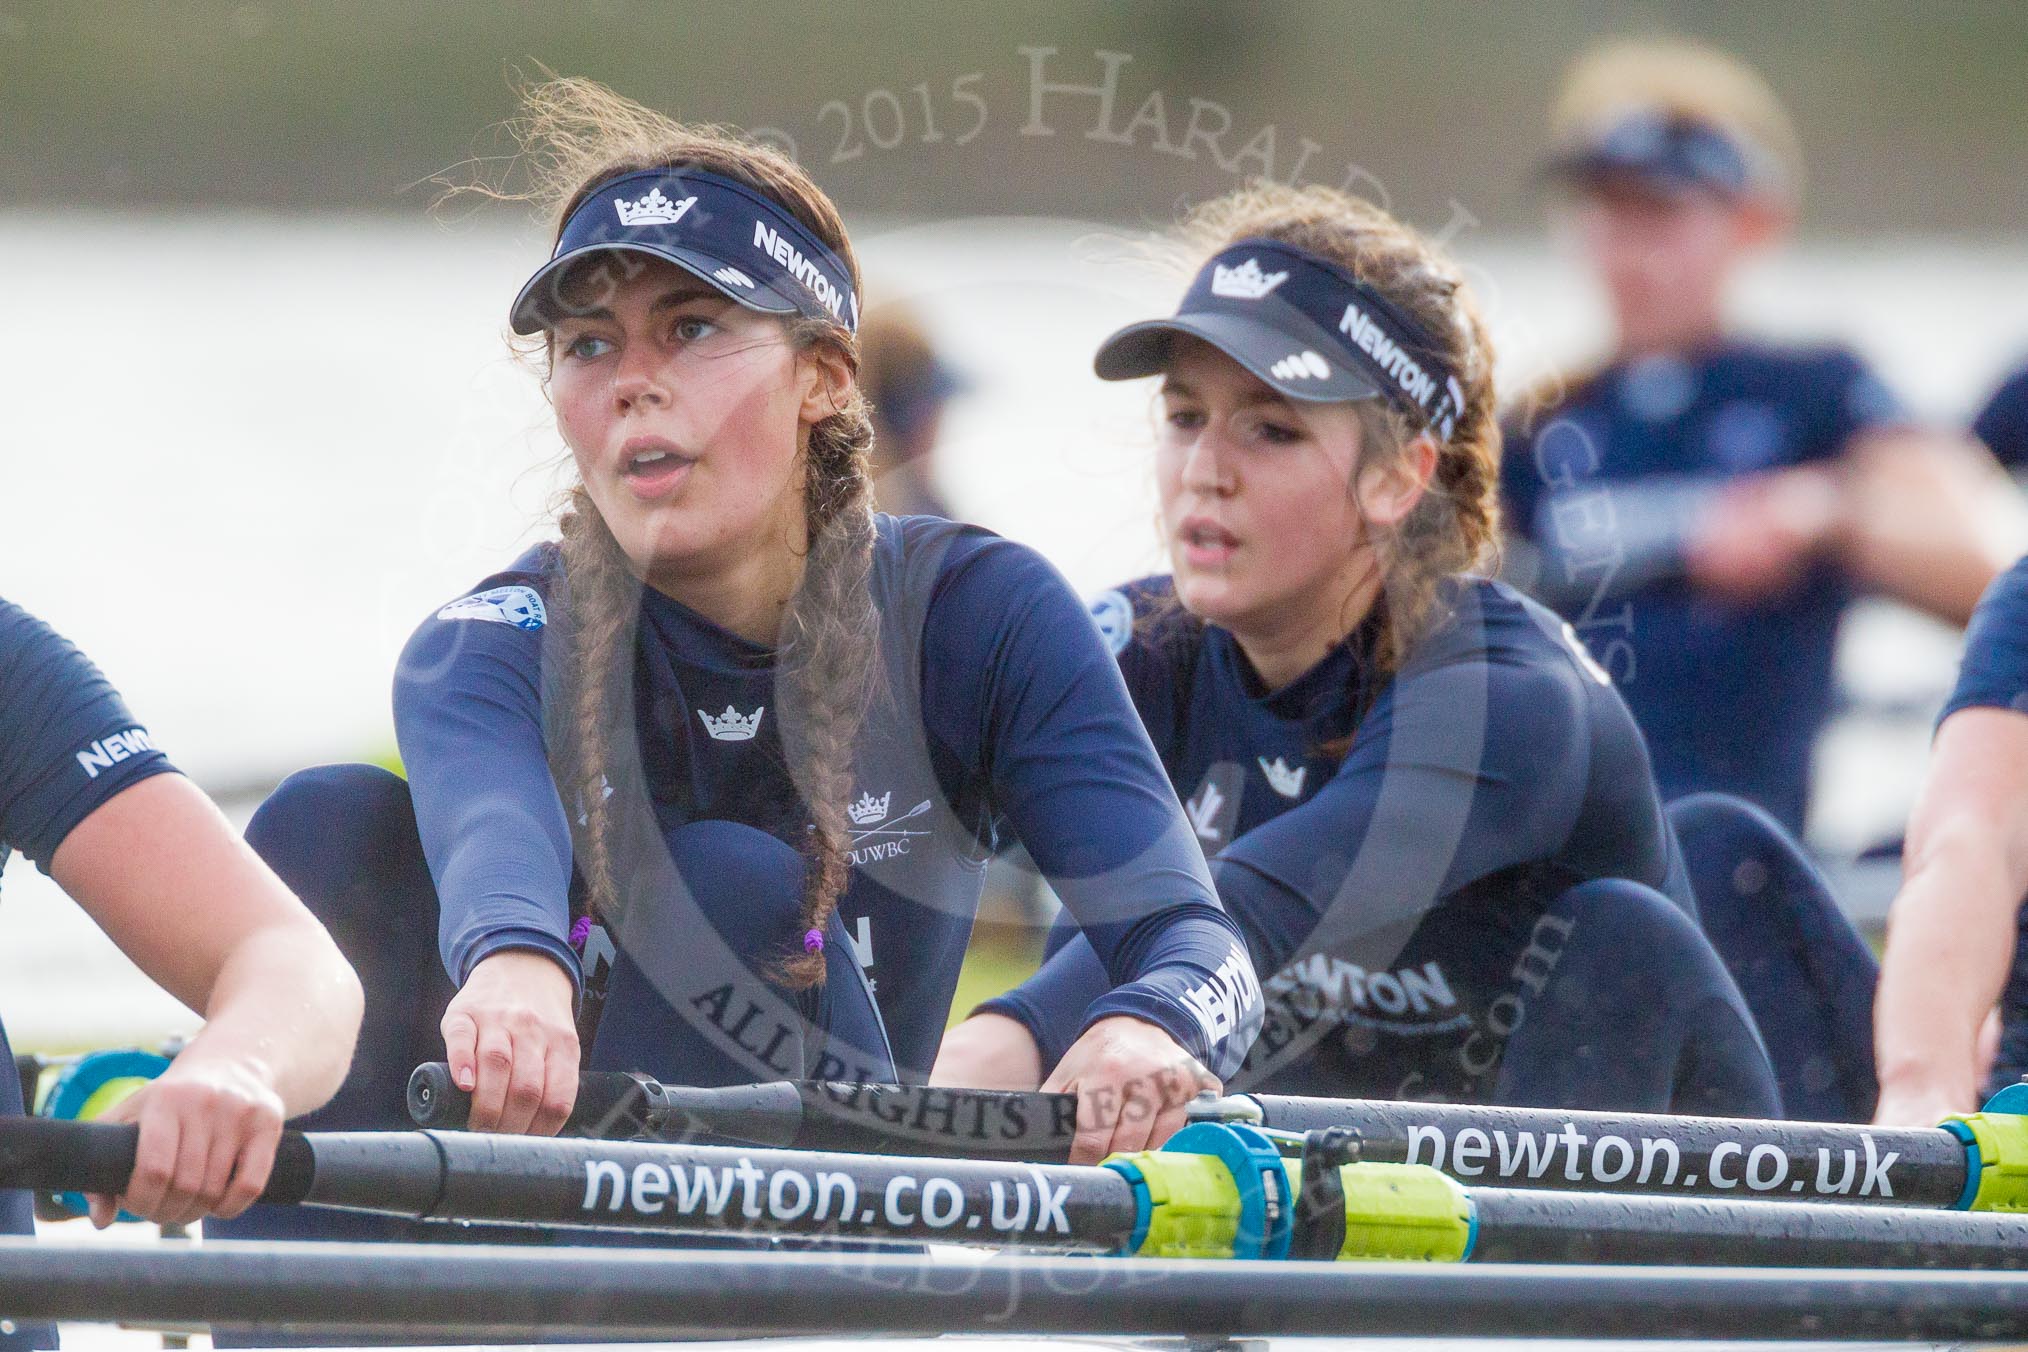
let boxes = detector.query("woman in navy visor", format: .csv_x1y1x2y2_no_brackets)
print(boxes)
940,181,1786,1116
212,78,1264,1270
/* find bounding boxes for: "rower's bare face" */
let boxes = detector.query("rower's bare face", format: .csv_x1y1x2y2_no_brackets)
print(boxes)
548,258,817,580
1155,339,1370,633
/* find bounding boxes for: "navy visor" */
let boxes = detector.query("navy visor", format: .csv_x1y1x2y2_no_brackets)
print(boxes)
510,168,859,335
1096,239,1464,442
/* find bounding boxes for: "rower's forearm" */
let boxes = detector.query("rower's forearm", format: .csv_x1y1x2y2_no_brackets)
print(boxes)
1875,861,2015,1100
186,923,363,1116
1834,433,2028,625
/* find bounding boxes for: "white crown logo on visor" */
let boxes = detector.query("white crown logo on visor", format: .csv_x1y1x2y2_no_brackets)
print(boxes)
712,266,756,289
1211,257,1289,300
615,187,697,228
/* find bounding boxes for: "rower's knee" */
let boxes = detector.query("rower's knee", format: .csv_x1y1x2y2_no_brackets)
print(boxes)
247,762,433,950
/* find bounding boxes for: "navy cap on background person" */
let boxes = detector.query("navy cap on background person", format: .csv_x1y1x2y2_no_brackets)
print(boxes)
1541,108,1774,202
1539,37,1804,209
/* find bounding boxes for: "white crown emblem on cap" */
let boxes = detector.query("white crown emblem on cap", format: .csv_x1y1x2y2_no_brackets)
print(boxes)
697,704,764,741
1211,257,1289,300
1269,350,1331,382
847,791,891,826
615,187,697,227
712,266,756,289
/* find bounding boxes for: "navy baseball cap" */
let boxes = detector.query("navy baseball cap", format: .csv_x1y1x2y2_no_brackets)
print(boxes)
510,167,860,335
1541,108,1766,200
1095,239,1465,442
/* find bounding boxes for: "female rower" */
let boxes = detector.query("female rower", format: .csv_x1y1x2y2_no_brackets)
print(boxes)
1502,38,2019,839
935,182,1782,1115
210,76,1258,1252
0,598,362,1347
1874,554,2028,1125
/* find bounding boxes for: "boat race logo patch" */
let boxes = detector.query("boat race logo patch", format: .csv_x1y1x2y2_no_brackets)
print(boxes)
437,585,548,630
1088,588,1134,656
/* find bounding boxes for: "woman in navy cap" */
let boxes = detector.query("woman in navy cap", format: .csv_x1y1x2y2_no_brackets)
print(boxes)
209,76,1259,1256
0,598,361,1348
936,180,1784,1114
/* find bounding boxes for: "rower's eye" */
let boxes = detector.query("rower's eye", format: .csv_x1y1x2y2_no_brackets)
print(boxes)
1251,418,1305,446
672,316,719,344
560,333,614,361
1165,407,1207,432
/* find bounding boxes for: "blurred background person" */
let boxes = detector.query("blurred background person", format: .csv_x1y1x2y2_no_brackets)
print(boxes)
1500,38,2026,841
861,304,970,519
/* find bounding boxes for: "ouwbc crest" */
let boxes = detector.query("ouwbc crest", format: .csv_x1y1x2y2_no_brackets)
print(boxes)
1258,755,1308,799
847,791,891,826
1211,256,1289,300
698,705,765,741
614,187,696,227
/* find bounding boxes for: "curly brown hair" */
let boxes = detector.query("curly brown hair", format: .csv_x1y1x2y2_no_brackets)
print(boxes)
1166,181,1503,683
505,78,876,989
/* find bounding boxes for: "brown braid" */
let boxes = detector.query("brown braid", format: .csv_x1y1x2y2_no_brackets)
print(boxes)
497,77,877,989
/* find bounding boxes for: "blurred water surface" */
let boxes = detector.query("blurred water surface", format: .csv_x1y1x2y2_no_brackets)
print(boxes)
3,211,2025,1047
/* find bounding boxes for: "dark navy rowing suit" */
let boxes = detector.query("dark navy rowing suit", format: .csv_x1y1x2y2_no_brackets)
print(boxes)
0,598,177,1352
1501,342,1908,836
214,514,1259,1259
982,574,1785,1115
1937,555,2028,1091
1974,363,2028,472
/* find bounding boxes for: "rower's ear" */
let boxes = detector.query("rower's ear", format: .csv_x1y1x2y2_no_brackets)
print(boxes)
796,342,856,427
1356,431,1439,528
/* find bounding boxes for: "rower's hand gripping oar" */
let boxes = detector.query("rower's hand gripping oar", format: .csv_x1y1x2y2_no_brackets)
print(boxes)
0,1116,319,1207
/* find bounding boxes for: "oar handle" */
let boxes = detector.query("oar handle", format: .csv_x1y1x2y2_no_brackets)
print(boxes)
0,1117,317,1204
405,1063,664,1137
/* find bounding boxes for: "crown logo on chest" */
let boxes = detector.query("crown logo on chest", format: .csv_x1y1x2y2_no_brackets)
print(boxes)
847,791,891,826
1258,755,1308,799
698,705,765,741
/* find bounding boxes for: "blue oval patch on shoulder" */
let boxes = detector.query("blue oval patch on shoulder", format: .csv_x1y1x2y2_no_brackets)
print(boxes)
1089,588,1134,656
438,584,548,630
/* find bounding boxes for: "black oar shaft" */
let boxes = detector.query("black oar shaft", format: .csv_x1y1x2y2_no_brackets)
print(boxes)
408,1061,1081,1158
0,1117,1132,1252
1247,1095,1969,1208
10,1242,2028,1342
373,1131,1132,1250
1469,1187,2028,1269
